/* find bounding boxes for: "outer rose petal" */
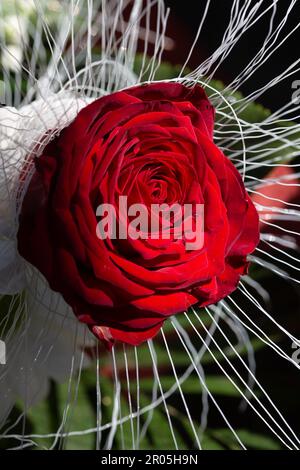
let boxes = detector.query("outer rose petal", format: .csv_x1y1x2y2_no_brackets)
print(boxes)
91,322,163,349
126,82,215,139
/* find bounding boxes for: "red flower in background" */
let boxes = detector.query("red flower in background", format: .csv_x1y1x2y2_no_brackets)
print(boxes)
252,166,300,244
17,83,259,347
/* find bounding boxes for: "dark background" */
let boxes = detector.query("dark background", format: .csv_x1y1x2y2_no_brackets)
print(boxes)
163,0,300,112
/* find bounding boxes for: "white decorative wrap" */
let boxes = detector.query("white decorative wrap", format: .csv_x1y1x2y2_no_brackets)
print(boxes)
0,94,94,425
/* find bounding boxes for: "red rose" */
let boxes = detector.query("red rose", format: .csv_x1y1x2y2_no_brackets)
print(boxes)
17,83,259,347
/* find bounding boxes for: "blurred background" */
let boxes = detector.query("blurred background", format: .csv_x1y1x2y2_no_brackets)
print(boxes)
165,0,300,113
